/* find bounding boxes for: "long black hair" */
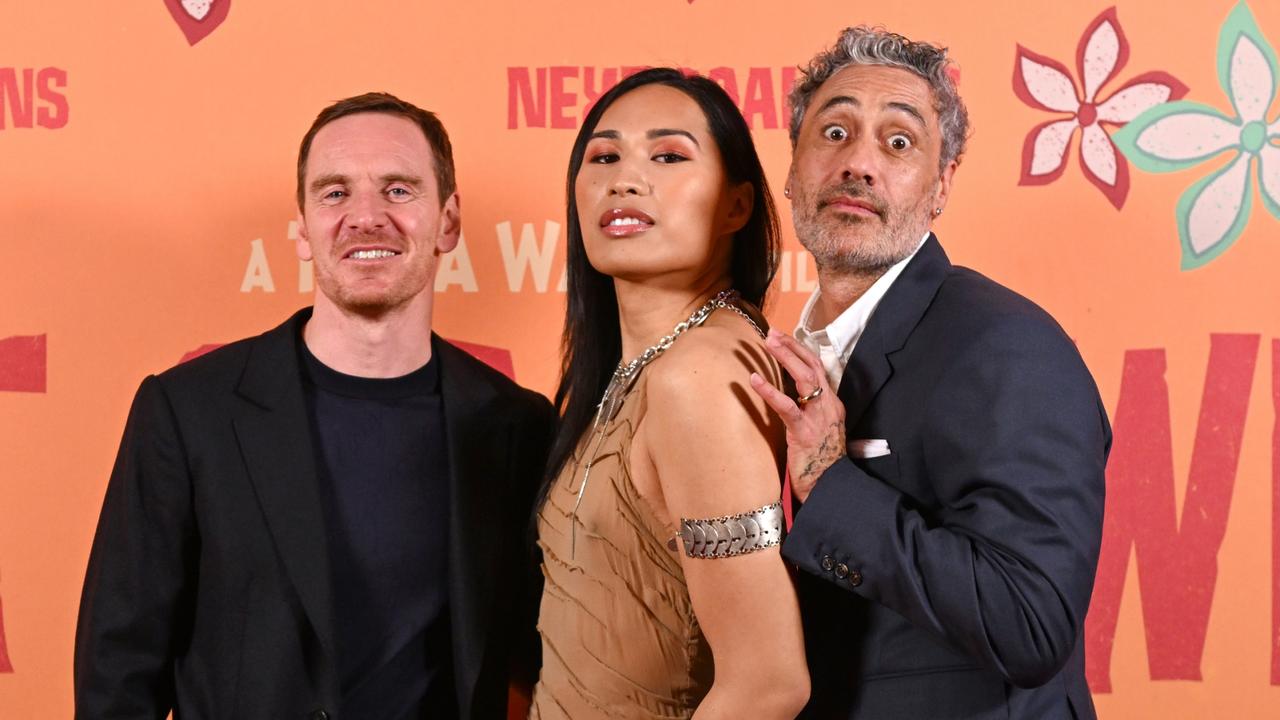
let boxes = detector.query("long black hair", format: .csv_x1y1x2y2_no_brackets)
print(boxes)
542,67,781,494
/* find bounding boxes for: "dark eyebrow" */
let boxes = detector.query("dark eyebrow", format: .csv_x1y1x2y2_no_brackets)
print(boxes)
647,128,700,147
587,128,701,148
817,95,928,129
887,101,927,128
817,95,859,114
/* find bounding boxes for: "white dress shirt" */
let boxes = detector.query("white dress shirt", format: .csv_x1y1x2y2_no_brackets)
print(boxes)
794,234,930,389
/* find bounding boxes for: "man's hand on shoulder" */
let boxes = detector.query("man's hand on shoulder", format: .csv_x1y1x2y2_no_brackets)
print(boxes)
749,329,845,503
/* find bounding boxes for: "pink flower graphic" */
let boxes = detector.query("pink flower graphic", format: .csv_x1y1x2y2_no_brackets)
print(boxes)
1014,7,1188,208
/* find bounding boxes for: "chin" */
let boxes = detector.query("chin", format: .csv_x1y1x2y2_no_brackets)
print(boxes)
320,282,428,317
588,247,718,284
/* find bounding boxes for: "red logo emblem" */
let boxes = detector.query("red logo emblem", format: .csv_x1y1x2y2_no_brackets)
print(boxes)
162,0,231,46
0,335,46,393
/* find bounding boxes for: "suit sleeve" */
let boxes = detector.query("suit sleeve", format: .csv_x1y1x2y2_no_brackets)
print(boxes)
75,375,197,719
507,392,558,689
781,318,1109,688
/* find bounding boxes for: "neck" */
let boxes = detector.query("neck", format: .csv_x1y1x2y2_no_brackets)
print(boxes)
810,266,885,330
303,292,435,378
614,275,730,362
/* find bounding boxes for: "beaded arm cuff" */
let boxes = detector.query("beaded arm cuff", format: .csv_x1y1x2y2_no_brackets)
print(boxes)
678,502,785,559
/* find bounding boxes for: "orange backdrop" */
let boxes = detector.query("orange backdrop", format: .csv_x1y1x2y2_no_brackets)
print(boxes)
2,1,1279,717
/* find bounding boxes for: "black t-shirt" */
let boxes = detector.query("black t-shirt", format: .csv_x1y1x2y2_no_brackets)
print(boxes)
299,338,455,719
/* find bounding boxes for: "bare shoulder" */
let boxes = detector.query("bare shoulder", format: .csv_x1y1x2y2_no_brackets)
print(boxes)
650,310,777,384
638,309,785,517
644,310,781,429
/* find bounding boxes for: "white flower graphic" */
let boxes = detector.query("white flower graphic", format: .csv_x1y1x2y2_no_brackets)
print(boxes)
1114,1,1280,269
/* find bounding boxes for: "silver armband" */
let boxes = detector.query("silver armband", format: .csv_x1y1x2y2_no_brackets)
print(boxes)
678,502,785,559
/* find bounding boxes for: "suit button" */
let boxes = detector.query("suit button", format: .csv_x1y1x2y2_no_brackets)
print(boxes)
834,562,849,579
820,555,835,572
848,569,863,587
309,711,330,720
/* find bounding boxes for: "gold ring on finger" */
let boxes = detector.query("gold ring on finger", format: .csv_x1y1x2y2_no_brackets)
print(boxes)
797,387,824,406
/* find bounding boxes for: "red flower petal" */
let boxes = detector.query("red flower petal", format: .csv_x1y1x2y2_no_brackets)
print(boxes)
1076,7,1130,103
1019,118,1078,186
1079,124,1130,209
1096,71,1190,124
1014,45,1081,113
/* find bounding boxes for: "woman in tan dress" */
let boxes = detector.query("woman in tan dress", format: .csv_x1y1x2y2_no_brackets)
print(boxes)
530,68,809,719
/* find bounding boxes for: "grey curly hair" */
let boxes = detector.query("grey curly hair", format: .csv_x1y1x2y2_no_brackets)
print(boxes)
788,26,970,170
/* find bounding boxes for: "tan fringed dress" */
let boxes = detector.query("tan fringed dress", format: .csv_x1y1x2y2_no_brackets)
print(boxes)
529,369,713,719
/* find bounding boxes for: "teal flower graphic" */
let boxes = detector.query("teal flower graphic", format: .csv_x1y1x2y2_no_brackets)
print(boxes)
1113,1,1280,269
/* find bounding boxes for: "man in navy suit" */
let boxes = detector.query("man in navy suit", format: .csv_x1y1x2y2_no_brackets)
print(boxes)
750,27,1109,719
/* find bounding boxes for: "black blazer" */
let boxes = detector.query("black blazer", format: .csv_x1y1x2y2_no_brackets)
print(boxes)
782,236,1110,720
75,309,556,720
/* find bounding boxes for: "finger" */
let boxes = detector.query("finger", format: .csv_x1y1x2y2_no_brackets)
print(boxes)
763,330,823,392
768,329,835,393
749,372,804,424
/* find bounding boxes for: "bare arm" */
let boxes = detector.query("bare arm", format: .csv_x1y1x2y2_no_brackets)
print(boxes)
641,326,809,718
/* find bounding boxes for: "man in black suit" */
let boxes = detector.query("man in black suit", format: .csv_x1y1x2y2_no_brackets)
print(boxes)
75,93,555,719
750,27,1110,719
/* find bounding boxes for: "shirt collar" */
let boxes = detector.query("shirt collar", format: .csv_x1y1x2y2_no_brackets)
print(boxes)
795,233,930,363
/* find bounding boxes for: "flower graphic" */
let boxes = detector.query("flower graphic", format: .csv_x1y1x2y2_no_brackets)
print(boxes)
1113,1,1279,269
1014,7,1188,209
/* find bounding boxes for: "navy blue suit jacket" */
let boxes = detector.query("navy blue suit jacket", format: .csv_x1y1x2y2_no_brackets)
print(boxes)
782,236,1109,719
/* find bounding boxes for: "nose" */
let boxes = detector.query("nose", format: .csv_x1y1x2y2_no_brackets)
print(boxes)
607,162,650,197
839,135,879,187
346,189,388,231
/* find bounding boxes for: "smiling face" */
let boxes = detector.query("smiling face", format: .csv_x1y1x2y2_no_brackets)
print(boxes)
789,64,955,274
296,112,460,316
574,84,751,289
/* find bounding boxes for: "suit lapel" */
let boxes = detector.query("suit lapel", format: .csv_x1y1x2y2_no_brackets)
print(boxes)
837,235,951,428
438,338,511,718
232,309,337,661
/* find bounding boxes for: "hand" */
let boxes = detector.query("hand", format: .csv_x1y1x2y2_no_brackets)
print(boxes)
749,329,846,504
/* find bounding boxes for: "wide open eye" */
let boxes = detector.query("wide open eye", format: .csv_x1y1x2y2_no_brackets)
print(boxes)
822,125,848,142
887,133,913,151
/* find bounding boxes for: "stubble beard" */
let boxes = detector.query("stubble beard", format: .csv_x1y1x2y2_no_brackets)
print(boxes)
314,232,435,318
792,181,932,276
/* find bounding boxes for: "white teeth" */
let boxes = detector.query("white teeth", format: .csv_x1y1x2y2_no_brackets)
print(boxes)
608,217,646,227
349,249,398,259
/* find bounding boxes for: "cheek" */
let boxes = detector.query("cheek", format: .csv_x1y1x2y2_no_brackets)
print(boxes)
573,176,597,210
790,158,826,190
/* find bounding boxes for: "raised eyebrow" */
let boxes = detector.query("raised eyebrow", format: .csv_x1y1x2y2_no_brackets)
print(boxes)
886,101,927,129
816,95,859,115
647,128,700,148
815,95,927,130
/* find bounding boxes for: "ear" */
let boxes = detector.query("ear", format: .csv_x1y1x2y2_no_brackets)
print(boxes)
931,159,958,219
720,181,754,236
294,208,313,261
435,192,461,254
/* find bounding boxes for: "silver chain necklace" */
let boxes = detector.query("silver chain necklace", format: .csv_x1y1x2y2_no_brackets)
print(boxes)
568,289,765,557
